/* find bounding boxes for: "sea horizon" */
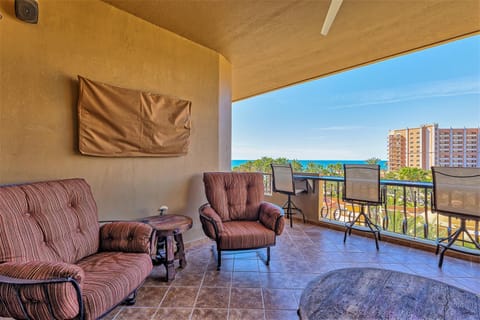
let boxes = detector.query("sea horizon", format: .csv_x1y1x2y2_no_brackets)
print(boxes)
232,159,388,170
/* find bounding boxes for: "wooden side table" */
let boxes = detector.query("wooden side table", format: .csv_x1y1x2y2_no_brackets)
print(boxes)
140,214,193,282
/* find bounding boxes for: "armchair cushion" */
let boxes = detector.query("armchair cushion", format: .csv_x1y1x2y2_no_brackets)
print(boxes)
259,202,285,236
0,261,84,319
100,221,153,254
203,172,264,221
200,172,285,270
219,221,275,250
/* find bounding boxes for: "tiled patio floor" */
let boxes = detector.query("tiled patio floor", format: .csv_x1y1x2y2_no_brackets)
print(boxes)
104,223,480,320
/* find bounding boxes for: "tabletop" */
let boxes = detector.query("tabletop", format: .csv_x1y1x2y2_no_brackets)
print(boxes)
140,214,193,234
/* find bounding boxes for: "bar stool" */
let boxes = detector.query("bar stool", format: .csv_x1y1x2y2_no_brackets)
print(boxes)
432,166,480,267
343,164,383,250
271,163,307,228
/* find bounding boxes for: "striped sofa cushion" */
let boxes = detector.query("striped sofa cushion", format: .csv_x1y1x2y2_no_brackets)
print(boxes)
78,252,153,320
0,261,84,319
0,178,154,319
0,179,99,264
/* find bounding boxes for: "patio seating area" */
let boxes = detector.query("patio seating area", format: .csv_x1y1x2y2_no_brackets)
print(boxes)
1,1,479,319
101,223,480,320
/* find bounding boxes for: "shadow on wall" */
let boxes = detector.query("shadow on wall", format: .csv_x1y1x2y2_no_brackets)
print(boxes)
183,173,208,243
0,1,15,21
68,75,80,153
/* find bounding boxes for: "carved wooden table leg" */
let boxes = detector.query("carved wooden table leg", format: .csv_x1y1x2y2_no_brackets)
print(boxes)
165,235,175,282
174,233,187,268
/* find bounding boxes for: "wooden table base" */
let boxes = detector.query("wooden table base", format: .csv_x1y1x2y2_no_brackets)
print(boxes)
140,214,193,282
156,234,187,281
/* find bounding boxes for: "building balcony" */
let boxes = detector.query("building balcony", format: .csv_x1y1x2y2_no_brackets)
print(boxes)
94,173,480,319
102,221,480,319
102,174,480,318
262,173,480,264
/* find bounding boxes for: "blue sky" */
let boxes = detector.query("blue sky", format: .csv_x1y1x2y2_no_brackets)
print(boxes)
232,35,480,160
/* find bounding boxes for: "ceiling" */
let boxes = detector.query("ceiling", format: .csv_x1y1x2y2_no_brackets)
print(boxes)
103,0,480,101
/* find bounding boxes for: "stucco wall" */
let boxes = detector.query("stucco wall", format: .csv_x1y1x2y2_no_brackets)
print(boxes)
0,0,232,242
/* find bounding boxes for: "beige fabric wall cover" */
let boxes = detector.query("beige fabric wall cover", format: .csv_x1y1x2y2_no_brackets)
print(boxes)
77,76,191,157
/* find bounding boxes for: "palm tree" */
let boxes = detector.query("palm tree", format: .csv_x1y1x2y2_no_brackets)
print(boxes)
305,162,323,173
325,163,342,176
366,157,381,165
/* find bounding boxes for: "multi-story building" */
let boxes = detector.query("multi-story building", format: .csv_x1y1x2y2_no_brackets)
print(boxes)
437,128,480,168
388,125,479,171
387,124,437,171
388,133,406,171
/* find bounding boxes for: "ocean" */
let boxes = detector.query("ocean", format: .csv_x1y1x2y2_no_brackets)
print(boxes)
232,159,388,170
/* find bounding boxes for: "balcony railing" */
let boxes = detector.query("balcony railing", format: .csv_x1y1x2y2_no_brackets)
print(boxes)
263,173,480,251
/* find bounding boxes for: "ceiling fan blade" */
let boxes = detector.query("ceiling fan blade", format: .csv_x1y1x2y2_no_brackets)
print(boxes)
321,0,344,36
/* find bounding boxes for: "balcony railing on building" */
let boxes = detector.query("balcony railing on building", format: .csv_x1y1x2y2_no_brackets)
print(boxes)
263,173,480,252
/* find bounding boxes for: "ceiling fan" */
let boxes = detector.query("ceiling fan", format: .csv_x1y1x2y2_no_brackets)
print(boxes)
321,0,344,36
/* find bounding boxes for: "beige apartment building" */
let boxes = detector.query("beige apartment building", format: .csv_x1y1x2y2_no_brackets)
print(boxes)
437,128,480,168
388,125,480,171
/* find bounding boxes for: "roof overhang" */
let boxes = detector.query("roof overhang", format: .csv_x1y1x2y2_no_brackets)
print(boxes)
103,0,480,101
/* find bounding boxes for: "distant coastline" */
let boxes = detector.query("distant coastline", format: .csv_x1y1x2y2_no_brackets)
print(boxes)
232,159,388,170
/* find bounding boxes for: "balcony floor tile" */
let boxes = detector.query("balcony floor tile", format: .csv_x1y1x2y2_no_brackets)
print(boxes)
3,223,477,320
110,223,480,319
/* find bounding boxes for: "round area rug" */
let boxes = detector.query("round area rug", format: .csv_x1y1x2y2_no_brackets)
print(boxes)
298,267,479,320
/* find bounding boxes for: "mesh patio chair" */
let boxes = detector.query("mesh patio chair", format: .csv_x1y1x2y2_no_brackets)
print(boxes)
432,166,480,267
271,163,307,228
343,164,383,250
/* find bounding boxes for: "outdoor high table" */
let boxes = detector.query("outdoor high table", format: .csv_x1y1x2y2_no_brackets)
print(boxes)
292,174,433,193
290,174,432,228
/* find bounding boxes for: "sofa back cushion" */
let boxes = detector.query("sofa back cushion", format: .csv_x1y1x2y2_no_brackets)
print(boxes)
0,179,99,264
203,172,264,222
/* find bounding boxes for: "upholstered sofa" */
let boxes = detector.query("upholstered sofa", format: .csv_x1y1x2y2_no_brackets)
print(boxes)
0,178,154,320
199,172,285,270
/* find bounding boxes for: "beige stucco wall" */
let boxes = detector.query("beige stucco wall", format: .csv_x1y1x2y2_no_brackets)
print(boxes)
0,0,232,242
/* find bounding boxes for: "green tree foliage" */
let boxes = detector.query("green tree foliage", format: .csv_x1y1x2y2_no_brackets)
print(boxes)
232,157,291,173
305,162,323,173
233,157,432,182
366,157,381,165
384,167,432,182
233,158,341,177
325,163,343,176
290,159,303,172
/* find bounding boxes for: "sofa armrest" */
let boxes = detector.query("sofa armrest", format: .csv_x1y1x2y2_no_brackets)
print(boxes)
0,261,84,285
259,202,285,235
199,204,224,240
0,261,84,319
100,221,154,254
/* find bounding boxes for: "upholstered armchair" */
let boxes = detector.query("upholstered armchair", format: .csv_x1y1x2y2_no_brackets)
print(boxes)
199,172,285,270
0,179,154,320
